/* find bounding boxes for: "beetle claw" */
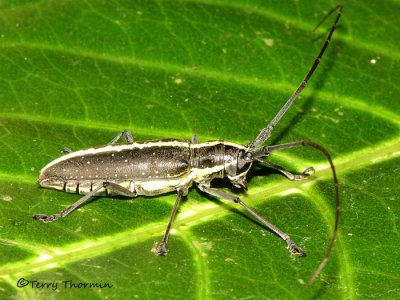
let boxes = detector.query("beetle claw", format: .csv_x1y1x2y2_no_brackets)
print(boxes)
33,214,57,223
60,147,72,154
287,240,306,257
151,242,168,256
303,166,315,176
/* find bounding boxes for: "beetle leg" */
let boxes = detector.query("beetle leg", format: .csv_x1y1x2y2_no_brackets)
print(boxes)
108,130,134,144
191,134,198,144
152,188,185,256
33,183,107,223
60,147,73,154
258,158,314,181
197,183,306,256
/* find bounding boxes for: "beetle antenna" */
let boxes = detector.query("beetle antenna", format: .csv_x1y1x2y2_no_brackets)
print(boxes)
247,4,343,149
312,4,343,33
254,140,339,286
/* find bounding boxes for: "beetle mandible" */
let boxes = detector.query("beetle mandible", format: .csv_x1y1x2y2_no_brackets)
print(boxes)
34,5,342,286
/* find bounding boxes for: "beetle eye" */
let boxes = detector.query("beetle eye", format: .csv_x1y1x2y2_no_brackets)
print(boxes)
243,152,252,161
237,151,251,173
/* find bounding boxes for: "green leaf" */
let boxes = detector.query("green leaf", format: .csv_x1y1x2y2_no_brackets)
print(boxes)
1,0,399,299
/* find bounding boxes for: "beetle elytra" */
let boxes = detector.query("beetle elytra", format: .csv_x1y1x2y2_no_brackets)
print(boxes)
35,5,342,286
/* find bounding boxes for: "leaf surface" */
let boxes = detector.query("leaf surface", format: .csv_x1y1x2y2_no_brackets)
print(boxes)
0,1,399,299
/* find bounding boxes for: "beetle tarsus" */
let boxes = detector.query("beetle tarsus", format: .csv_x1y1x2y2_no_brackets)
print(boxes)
191,134,198,144
287,240,306,257
255,159,315,181
303,166,315,176
291,166,315,181
33,213,60,223
60,147,72,154
109,130,134,144
151,242,168,256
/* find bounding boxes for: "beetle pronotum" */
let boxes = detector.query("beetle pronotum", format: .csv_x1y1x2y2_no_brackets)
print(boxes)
34,5,342,286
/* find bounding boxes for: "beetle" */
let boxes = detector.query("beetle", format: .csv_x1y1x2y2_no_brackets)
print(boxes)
34,5,342,286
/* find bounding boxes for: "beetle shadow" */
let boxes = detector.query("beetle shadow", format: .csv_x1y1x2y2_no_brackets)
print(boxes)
269,41,341,145
60,191,183,221
270,97,314,145
199,171,288,240
310,282,331,300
